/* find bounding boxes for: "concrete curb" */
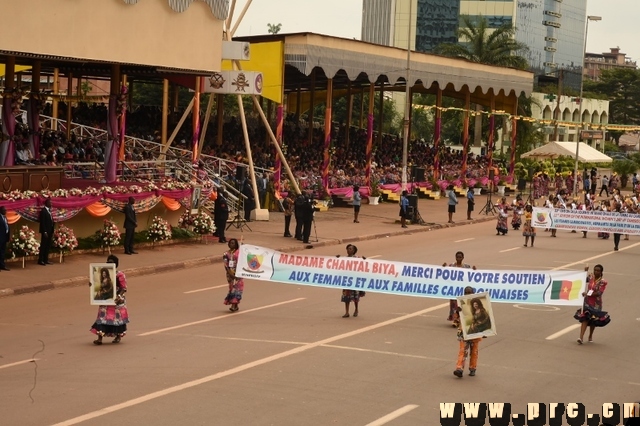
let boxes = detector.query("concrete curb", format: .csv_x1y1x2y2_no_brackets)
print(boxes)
1,215,497,298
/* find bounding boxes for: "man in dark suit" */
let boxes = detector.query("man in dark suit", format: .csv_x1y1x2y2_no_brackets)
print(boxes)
38,198,54,266
214,189,229,243
300,191,315,244
241,179,254,222
0,206,10,271
124,196,138,254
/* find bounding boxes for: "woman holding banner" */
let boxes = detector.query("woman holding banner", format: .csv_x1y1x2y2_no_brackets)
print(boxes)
339,244,365,318
575,264,610,344
223,239,244,312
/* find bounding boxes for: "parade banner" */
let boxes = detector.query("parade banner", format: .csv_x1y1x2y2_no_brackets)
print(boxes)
532,207,640,235
237,245,587,306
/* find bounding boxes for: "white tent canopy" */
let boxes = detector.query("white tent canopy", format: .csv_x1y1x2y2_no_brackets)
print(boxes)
521,141,612,163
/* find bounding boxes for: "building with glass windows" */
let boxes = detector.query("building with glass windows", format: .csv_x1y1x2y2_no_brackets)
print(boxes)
361,0,587,90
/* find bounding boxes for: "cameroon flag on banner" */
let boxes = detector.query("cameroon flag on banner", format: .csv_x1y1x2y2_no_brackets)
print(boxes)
550,280,582,300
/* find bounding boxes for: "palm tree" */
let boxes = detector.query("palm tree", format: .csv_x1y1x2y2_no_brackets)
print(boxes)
434,15,529,69
434,15,529,148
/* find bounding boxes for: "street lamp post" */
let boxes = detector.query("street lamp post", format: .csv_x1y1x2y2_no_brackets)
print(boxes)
573,15,602,196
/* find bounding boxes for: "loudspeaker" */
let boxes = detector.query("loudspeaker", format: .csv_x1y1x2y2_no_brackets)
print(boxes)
517,179,527,191
407,194,418,208
489,168,495,180
235,166,246,181
412,167,425,182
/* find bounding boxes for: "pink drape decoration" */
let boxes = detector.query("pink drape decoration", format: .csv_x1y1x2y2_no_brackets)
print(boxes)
28,95,41,159
191,81,200,164
0,198,38,210
50,195,102,209
118,84,128,161
105,95,119,183
274,105,283,196
0,95,16,166
433,116,442,180
321,100,332,194
364,114,374,186
487,114,496,171
509,116,517,178
103,191,157,202
158,188,192,199
460,108,470,180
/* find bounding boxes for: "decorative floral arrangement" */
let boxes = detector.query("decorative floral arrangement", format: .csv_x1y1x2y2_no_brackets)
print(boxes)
8,226,40,258
147,216,172,243
0,189,39,201
177,211,195,229
52,224,78,253
99,219,121,248
159,179,191,190
128,185,144,194
191,212,215,235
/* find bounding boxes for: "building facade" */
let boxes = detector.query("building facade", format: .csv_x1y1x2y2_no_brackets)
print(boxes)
584,47,638,81
361,0,587,90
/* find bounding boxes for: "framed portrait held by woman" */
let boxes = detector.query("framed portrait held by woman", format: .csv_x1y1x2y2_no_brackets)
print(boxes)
457,292,497,340
90,263,117,305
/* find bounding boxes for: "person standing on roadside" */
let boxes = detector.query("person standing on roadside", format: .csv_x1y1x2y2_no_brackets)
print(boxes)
466,187,474,220
0,206,9,271
214,189,229,243
282,193,294,237
38,198,54,266
339,244,365,318
123,196,137,254
294,192,305,240
399,190,409,228
454,286,481,378
443,252,476,327
352,185,361,223
447,184,458,223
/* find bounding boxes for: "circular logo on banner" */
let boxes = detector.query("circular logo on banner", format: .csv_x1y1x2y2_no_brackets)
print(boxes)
254,73,263,94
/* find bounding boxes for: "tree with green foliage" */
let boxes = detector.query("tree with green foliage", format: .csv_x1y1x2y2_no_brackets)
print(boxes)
434,15,529,152
267,23,282,34
611,159,638,187
584,68,640,144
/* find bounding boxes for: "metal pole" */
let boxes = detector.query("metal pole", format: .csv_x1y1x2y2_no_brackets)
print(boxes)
574,16,601,195
401,0,412,191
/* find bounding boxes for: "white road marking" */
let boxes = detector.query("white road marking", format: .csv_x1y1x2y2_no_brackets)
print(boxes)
0,359,39,370
546,324,581,340
365,405,420,426
513,304,559,312
52,303,448,426
183,285,227,294
454,238,474,243
138,298,306,336
499,247,521,253
551,242,640,270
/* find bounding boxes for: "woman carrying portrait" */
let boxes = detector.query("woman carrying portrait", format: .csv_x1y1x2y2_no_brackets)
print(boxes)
467,297,492,334
575,264,610,344
223,238,244,312
90,255,129,345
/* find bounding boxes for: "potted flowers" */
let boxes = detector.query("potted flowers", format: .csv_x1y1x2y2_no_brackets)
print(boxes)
147,216,172,246
99,219,121,254
497,179,507,196
8,226,40,268
192,212,215,240
178,211,195,229
52,224,78,263
473,181,483,196
368,175,381,205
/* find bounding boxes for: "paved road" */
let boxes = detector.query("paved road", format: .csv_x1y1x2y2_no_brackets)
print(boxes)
1,218,637,426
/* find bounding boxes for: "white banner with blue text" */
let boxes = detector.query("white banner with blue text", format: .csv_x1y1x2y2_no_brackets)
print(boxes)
532,207,640,235
237,245,587,306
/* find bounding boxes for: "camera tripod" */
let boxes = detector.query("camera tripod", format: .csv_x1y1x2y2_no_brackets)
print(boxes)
480,183,497,215
226,209,252,232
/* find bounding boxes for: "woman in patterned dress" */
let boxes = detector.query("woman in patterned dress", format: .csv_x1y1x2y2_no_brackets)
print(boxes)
90,255,129,345
443,251,476,327
511,196,524,230
576,264,609,344
340,244,365,318
522,204,536,247
495,197,510,235
223,238,244,312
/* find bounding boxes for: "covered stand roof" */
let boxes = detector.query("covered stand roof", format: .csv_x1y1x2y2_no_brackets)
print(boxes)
235,32,534,112
521,142,612,163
